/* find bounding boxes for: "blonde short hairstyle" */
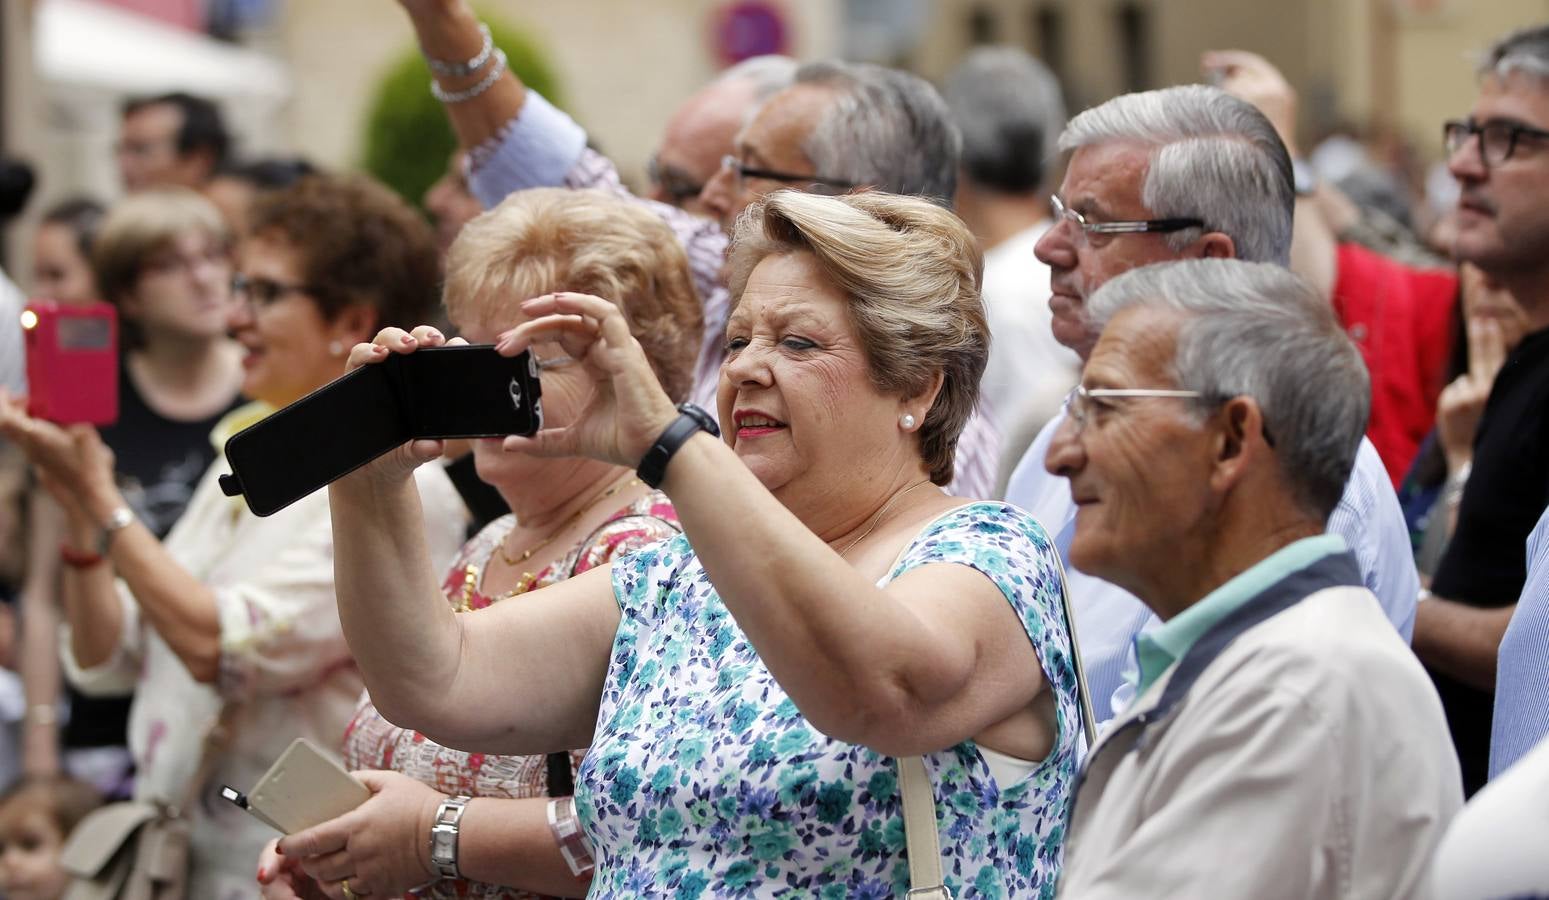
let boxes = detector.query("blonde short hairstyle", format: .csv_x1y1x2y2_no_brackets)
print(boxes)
92,187,228,307
444,189,703,403
725,190,987,485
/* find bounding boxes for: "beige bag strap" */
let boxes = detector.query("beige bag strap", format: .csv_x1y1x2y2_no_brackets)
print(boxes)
898,755,952,899
895,532,1095,898
1051,551,1098,749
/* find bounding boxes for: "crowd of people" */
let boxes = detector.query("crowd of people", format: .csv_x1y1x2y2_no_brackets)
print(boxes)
0,0,1545,897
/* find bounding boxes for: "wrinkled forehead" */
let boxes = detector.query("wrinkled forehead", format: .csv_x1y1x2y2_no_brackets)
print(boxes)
1084,306,1184,385
1059,139,1156,216
736,83,838,163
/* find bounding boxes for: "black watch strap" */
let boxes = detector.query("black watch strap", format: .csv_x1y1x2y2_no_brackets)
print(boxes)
637,403,719,488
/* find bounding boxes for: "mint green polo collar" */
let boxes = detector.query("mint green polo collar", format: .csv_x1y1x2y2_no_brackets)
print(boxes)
1134,534,1348,697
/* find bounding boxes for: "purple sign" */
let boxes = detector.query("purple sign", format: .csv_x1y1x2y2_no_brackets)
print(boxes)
712,1,790,65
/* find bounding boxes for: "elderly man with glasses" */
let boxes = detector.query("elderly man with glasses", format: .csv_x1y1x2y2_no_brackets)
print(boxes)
1004,84,1420,725
1050,258,1460,899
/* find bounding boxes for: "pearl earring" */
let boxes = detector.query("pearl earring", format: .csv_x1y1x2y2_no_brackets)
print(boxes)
329,340,345,357
900,414,916,430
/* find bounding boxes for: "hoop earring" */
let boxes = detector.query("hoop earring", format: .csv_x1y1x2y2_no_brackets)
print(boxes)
900,414,916,430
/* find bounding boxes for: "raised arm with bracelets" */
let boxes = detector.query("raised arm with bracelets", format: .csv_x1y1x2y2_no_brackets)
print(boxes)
398,0,526,149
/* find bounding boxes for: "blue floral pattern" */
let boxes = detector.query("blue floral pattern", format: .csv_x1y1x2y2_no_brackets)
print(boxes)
576,502,1079,898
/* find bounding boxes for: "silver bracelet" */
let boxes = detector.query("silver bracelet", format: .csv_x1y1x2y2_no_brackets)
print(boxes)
431,48,507,104
423,22,493,78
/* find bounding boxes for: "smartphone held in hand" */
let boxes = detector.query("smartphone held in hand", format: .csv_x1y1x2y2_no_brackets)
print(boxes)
219,344,543,517
21,300,119,426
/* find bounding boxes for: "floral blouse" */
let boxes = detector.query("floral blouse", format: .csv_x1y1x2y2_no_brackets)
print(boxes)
342,491,679,900
578,502,1080,898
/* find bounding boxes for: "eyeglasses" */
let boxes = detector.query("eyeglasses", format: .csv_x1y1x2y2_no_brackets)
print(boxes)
647,154,706,205
1443,117,1549,166
1065,383,1277,446
1064,384,1205,433
1050,194,1206,238
719,155,858,196
230,273,316,311
142,247,229,279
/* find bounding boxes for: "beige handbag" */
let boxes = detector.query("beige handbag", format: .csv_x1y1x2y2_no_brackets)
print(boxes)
897,553,1095,899
59,706,237,900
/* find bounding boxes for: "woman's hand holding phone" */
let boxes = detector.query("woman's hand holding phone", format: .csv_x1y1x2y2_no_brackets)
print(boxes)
338,324,469,488
0,390,121,529
495,292,679,468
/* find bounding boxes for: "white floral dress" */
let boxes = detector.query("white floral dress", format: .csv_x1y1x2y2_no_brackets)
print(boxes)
577,502,1079,899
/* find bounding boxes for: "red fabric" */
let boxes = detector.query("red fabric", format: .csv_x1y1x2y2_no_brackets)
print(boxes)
1330,242,1458,485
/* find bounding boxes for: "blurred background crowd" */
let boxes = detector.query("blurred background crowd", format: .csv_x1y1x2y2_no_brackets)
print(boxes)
0,0,1544,898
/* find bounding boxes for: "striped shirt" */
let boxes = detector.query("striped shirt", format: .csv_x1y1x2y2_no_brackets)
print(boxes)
464,90,1002,498
1489,503,1549,779
1004,411,1420,722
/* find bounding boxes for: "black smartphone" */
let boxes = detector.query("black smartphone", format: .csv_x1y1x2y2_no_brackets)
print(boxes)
218,345,542,517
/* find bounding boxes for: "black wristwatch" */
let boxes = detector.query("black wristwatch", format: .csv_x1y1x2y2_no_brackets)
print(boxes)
637,403,720,488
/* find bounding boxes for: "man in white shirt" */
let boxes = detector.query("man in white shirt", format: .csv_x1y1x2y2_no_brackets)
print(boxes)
1003,85,1420,722
944,48,1081,489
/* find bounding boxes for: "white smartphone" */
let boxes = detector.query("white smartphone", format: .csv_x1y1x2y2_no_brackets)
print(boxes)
221,738,370,833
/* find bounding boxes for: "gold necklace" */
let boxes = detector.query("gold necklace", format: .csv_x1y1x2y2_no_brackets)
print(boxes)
839,480,933,557
497,476,640,568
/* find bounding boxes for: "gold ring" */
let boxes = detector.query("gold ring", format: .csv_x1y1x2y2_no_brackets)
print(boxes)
341,880,359,900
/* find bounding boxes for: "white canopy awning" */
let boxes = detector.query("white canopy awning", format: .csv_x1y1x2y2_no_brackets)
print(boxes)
35,0,290,101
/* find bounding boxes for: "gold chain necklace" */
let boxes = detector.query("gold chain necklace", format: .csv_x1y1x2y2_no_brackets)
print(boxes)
839,480,933,557
497,476,640,567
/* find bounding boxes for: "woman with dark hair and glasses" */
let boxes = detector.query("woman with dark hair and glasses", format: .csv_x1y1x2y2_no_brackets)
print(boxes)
0,173,468,897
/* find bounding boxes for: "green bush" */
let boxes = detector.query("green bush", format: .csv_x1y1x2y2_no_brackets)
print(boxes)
361,15,564,207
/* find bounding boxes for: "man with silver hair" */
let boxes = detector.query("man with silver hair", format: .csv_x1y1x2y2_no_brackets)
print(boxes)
944,47,1080,489
1003,84,1419,724
647,55,798,216
697,58,962,227
1051,259,1460,898
394,0,999,498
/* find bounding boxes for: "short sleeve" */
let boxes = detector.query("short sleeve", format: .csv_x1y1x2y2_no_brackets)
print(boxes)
608,533,695,626
888,502,1080,745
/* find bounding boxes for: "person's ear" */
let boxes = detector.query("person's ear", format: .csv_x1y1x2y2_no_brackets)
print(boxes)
899,370,945,432
1197,232,1236,260
327,303,379,350
1208,395,1267,491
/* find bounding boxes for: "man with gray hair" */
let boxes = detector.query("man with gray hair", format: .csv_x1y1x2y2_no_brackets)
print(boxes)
646,55,798,217
1051,259,1460,898
1003,84,1420,723
396,0,1001,497
697,58,961,228
944,47,1080,488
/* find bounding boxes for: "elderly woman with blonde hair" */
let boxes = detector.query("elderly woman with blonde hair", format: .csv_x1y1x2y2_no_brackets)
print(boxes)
260,187,700,900
275,190,1080,899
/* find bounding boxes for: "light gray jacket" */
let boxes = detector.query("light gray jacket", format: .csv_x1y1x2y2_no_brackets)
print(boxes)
1058,553,1462,899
